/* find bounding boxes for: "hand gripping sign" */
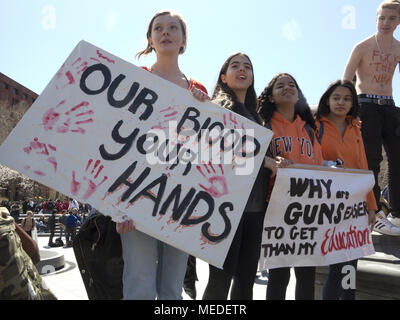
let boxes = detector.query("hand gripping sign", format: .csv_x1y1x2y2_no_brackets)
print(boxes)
0,41,273,268
260,165,376,270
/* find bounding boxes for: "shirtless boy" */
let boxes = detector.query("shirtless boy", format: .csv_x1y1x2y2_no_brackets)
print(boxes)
343,0,400,235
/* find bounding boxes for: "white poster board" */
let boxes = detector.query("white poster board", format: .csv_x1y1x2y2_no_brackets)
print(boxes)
260,165,375,270
0,40,273,268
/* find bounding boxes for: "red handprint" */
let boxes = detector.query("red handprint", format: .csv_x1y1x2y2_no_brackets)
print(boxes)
196,162,228,198
95,50,115,64
151,105,179,130
55,57,89,90
221,112,246,154
71,159,108,201
42,99,93,134
23,138,58,176
223,112,245,130
55,51,114,90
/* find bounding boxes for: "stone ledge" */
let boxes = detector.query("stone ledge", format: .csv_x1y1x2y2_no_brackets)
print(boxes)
315,233,400,300
35,250,65,275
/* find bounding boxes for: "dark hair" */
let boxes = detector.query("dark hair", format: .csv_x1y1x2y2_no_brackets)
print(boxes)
136,10,187,60
257,73,316,129
315,80,359,120
213,52,263,125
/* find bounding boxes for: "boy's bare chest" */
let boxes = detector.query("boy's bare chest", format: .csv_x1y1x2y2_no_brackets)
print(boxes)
366,48,400,70
360,46,400,87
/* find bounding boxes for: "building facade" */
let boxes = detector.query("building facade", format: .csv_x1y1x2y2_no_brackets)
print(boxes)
0,72,63,201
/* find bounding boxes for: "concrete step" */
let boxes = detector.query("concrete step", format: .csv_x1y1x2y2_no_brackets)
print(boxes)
315,232,400,300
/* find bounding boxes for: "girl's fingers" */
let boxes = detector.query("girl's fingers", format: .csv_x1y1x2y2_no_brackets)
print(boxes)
275,157,294,168
116,222,123,234
116,219,135,234
129,219,136,231
191,88,210,102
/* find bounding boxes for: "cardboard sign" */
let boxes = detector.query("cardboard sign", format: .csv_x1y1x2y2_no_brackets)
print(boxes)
260,165,375,270
0,40,273,268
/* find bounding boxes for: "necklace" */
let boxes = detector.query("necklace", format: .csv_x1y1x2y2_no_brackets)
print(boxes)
150,66,190,89
182,73,190,89
375,33,393,57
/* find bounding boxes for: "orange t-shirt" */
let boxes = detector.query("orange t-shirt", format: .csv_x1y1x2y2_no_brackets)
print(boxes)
316,116,377,211
267,112,324,201
141,67,208,94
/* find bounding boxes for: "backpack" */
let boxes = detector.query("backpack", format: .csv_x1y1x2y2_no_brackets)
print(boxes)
50,238,64,247
317,121,324,145
72,211,123,300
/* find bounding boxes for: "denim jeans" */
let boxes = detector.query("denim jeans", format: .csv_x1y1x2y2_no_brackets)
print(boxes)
120,229,188,300
322,259,358,300
359,100,400,216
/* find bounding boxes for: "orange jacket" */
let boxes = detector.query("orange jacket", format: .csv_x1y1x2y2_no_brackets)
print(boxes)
269,112,323,165
316,116,377,211
267,112,324,201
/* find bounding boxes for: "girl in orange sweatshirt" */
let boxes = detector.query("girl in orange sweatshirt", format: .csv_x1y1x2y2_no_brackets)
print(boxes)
258,73,323,300
315,80,376,300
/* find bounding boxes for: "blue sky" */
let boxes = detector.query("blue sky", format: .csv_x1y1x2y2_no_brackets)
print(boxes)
1,0,399,105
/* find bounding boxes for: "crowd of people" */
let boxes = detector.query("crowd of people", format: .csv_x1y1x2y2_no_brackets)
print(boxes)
0,197,90,247
114,2,400,301
1,0,400,301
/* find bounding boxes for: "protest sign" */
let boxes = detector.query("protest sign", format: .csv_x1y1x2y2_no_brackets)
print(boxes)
0,40,273,268
260,165,375,270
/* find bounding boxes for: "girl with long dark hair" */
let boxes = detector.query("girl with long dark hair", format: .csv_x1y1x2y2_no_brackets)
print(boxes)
202,53,272,300
258,73,323,300
315,80,376,300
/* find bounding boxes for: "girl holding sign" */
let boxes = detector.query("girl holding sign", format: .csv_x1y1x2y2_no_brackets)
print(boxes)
116,10,209,300
258,73,324,300
202,53,271,300
315,80,377,300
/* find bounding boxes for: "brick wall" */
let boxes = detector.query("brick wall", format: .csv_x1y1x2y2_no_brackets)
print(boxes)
0,72,38,144
0,72,63,200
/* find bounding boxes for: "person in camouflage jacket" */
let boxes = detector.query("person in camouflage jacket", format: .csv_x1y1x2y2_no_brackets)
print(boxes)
0,207,56,300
